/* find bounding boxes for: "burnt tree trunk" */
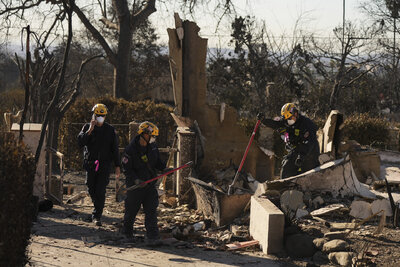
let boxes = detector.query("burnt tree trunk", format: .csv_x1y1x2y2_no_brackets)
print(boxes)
113,0,132,99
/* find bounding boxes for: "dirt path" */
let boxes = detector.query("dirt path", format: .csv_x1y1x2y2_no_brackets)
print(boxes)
27,175,288,267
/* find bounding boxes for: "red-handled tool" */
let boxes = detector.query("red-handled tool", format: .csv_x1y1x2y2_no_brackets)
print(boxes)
116,161,193,202
228,119,261,195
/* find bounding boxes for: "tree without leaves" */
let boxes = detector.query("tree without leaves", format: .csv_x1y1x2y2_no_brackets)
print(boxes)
208,16,312,117
0,0,236,100
301,21,382,111
362,0,400,107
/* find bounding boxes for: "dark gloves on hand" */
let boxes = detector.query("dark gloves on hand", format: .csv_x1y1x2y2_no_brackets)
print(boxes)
257,112,265,120
295,155,303,167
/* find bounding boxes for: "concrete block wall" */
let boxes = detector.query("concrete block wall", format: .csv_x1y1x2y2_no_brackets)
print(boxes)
250,196,284,254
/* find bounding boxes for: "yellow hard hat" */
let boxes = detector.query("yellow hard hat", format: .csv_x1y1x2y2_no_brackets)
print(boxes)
137,121,159,136
281,103,297,120
92,104,108,115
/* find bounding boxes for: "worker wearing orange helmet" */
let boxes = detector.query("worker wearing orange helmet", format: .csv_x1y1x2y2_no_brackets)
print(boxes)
258,103,320,179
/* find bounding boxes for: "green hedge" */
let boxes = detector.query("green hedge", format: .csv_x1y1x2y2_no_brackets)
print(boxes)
0,133,36,266
59,96,175,169
341,113,390,148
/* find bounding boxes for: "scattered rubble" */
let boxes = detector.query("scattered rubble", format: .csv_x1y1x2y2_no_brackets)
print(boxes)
328,252,356,266
350,200,373,219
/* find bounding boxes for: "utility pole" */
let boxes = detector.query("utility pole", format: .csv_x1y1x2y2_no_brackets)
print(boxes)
342,0,345,55
19,25,31,142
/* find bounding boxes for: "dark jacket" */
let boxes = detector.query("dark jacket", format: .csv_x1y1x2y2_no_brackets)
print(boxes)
262,115,319,158
122,135,166,187
77,122,120,169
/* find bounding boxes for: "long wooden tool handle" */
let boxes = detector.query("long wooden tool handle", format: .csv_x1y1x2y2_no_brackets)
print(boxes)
126,161,193,192
228,119,261,195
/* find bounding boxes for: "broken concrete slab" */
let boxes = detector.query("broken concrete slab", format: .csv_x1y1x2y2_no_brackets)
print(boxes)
370,190,400,204
350,200,372,219
310,204,346,217
371,199,393,217
250,196,284,254
322,239,349,253
329,222,357,231
381,166,400,184
267,157,376,199
328,252,356,266
321,110,343,156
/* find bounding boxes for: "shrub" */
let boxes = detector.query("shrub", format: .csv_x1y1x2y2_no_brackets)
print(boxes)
341,113,390,148
59,96,175,169
0,133,36,266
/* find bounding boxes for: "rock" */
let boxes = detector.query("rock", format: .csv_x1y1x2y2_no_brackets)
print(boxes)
313,251,329,265
280,190,305,214
324,231,348,240
193,221,205,231
313,237,328,250
329,222,356,231
371,199,393,217
296,209,309,219
285,234,316,258
328,252,356,266
322,239,349,253
310,204,346,216
350,200,372,219
312,196,324,209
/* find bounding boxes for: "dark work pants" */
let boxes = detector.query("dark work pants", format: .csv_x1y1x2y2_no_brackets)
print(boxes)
280,145,320,179
123,185,159,239
86,164,110,220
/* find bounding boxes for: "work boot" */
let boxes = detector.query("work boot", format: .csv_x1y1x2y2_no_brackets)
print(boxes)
146,238,163,247
93,218,102,226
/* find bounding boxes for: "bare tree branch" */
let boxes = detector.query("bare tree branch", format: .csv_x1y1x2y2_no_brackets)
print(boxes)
131,0,156,30
70,1,117,66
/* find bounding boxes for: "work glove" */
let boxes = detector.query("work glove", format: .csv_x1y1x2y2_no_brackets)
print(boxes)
257,112,265,121
134,179,147,188
295,155,303,167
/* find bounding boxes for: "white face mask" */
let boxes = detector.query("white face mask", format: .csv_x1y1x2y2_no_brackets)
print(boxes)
287,119,295,125
96,116,105,124
149,136,156,143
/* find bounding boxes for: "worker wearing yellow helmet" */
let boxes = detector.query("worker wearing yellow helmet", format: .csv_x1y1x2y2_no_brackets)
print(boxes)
121,121,166,246
78,103,120,226
257,103,320,179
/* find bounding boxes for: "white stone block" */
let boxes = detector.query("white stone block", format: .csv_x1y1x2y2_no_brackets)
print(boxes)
250,196,284,254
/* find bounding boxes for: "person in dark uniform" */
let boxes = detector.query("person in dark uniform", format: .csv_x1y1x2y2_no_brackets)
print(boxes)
78,104,120,226
258,103,320,179
121,121,166,246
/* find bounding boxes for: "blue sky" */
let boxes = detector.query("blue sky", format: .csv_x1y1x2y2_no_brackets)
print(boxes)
151,0,365,47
